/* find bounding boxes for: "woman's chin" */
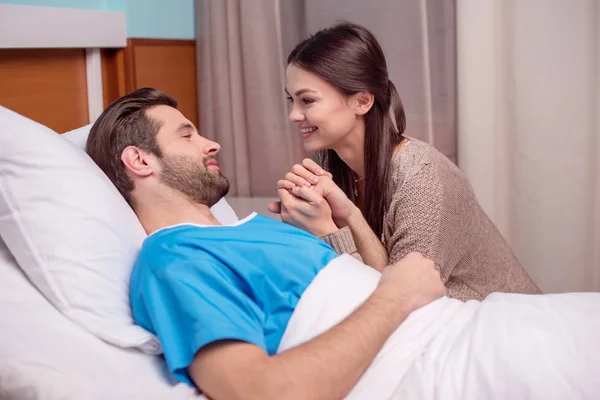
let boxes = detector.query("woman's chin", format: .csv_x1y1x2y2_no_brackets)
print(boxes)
302,138,325,153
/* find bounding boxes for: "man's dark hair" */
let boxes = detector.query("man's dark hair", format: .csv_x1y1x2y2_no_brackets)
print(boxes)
86,87,177,206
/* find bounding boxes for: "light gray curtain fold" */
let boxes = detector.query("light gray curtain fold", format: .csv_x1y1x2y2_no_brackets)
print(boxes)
197,0,457,195
197,0,305,197
456,0,600,292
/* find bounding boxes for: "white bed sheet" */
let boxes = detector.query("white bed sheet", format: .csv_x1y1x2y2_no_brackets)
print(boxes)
279,255,600,400
0,238,205,400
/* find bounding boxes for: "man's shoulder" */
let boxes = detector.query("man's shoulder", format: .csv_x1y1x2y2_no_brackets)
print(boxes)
134,225,216,277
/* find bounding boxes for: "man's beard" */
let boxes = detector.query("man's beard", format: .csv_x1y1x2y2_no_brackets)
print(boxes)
158,154,230,208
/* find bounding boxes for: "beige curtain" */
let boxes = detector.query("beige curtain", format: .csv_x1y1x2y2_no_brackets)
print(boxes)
198,0,457,195
457,0,600,293
197,0,305,197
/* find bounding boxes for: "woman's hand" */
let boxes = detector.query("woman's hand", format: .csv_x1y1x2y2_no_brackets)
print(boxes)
280,158,332,188
268,157,329,217
269,159,356,225
308,176,356,225
275,187,339,237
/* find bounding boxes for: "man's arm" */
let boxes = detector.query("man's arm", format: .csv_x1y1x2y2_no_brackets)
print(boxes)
189,253,445,400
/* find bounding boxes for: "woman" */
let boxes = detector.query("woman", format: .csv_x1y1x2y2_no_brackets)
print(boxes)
269,21,540,301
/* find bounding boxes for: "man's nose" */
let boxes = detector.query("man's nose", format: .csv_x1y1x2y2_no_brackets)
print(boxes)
204,139,221,156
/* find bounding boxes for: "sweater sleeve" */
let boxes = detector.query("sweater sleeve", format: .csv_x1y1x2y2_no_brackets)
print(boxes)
385,161,453,282
319,226,363,262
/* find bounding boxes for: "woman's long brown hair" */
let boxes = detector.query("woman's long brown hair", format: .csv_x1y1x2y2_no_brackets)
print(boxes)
287,22,406,238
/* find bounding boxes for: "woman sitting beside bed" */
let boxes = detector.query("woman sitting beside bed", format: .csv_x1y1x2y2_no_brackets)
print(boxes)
270,22,540,301
85,87,600,400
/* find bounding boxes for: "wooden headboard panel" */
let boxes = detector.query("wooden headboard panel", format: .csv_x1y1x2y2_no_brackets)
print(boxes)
0,48,90,133
129,39,198,127
0,4,126,133
102,39,198,127
0,5,198,134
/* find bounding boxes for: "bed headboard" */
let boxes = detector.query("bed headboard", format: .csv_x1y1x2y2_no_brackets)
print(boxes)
0,48,91,133
0,4,199,133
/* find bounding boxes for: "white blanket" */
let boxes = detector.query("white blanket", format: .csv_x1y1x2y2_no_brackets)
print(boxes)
278,254,600,399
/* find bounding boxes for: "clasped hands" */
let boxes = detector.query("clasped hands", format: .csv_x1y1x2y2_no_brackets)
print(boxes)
268,158,355,237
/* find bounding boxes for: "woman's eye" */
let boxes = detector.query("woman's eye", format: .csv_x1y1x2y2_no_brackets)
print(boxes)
286,96,314,105
183,134,192,139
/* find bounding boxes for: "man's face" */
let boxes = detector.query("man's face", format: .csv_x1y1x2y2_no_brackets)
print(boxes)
146,105,229,207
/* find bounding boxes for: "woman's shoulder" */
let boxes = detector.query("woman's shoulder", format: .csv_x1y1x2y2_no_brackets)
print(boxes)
389,137,431,186
389,136,468,190
392,137,429,167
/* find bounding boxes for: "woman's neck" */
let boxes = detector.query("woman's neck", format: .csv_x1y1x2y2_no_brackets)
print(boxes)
333,120,365,179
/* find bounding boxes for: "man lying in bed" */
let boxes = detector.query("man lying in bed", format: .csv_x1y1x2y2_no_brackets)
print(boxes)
86,88,600,400
85,87,445,399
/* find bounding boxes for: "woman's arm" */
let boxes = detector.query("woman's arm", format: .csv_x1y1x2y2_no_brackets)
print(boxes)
281,158,450,277
383,162,450,279
269,159,388,270
319,226,364,262
277,176,388,271
337,205,388,271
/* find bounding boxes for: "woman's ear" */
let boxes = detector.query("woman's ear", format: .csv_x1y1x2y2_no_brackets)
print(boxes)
352,92,375,115
121,146,154,178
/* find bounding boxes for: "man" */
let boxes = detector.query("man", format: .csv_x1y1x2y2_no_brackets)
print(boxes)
86,87,446,400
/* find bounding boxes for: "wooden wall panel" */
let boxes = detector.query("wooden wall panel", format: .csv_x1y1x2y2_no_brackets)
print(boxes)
129,39,198,127
0,49,89,133
101,39,198,127
101,48,127,109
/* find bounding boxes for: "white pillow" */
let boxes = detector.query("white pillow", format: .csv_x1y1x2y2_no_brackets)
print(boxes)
62,124,240,224
0,106,161,352
0,236,204,399
62,123,93,149
0,109,241,356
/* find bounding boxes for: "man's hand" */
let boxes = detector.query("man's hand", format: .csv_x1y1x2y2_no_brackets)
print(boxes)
377,252,446,314
275,188,339,237
269,158,332,217
269,161,355,226
269,158,332,214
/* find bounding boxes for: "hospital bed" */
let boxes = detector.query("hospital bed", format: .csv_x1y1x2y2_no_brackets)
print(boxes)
3,107,600,400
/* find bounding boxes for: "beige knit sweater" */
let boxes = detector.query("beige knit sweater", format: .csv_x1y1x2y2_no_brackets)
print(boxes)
317,138,541,301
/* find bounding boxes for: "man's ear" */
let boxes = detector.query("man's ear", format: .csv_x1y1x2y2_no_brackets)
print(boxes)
351,92,375,115
121,146,155,178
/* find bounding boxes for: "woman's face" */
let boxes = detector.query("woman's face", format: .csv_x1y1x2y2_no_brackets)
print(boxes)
286,64,361,153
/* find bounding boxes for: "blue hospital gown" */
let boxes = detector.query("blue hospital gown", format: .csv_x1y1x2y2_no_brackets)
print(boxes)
130,213,339,385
